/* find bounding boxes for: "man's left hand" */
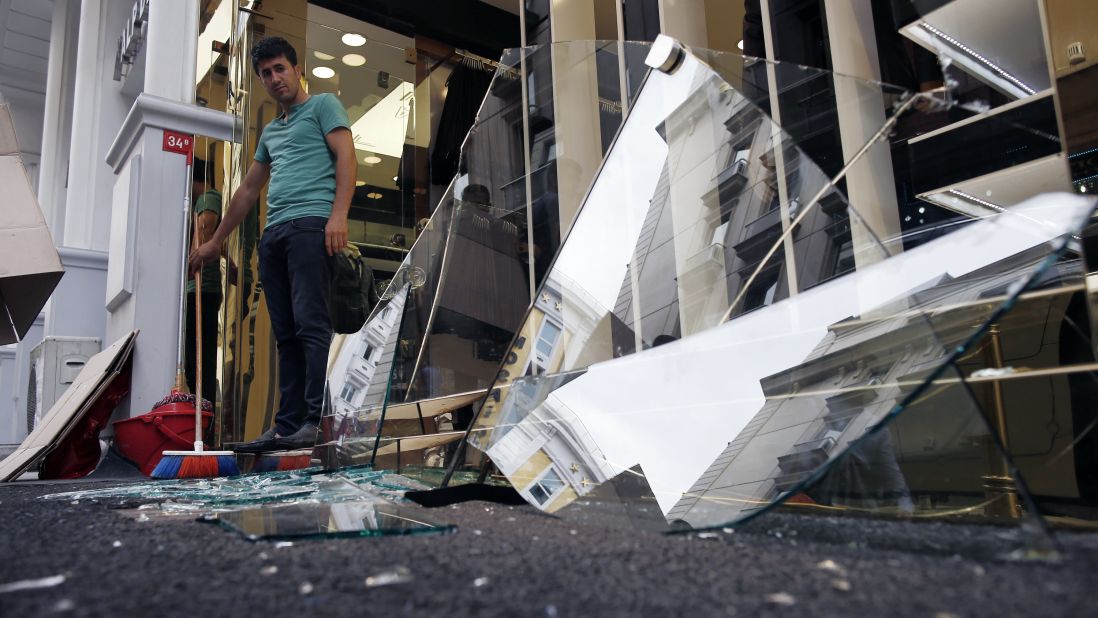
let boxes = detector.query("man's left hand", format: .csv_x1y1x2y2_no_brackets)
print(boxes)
325,214,348,256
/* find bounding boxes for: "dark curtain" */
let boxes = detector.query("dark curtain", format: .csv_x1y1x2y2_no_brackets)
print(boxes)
430,62,494,185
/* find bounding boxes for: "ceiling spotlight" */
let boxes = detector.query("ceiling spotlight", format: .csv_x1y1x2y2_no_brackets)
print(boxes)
342,53,366,67
355,180,366,187
342,33,366,47
313,51,335,61
311,66,335,79
737,40,744,51
367,192,383,199
363,155,381,164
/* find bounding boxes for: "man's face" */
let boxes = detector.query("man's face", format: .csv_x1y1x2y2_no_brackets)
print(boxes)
256,55,301,103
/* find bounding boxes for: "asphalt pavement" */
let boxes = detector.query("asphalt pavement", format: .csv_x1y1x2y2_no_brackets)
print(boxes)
1,478,1096,617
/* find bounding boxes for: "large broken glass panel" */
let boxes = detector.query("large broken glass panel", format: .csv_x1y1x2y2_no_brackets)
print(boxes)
471,192,1092,545
321,172,460,467
400,43,658,405
457,39,1090,547
214,501,454,541
465,48,894,486
315,36,1092,549
672,195,1094,530
321,43,668,473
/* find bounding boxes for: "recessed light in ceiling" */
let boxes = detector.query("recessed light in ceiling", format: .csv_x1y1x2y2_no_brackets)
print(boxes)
342,33,366,47
367,192,382,199
311,66,335,79
342,53,366,67
363,155,381,164
355,180,366,187
314,51,335,61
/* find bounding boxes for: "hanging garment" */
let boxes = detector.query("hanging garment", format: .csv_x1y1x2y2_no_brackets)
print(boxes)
431,62,494,185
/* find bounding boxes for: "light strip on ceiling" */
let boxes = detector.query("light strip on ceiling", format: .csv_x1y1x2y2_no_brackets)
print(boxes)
918,22,1037,96
947,189,1006,213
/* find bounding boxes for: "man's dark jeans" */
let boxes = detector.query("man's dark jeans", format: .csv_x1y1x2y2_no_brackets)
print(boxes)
258,216,332,435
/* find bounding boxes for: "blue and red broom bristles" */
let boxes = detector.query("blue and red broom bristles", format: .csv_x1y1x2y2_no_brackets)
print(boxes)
250,452,313,473
151,451,240,479
144,388,239,479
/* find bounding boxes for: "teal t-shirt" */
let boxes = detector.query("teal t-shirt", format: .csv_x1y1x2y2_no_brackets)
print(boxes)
187,189,223,295
254,93,350,229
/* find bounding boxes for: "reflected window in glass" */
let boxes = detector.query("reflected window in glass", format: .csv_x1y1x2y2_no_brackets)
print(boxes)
534,320,562,369
744,266,781,311
528,467,565,506
340,383,360,403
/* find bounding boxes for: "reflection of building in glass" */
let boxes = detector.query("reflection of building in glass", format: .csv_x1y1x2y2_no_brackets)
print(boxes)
476,280,567,437
327,288,407,424
470,275,622,512
609,74,854,355
669,252,1084,528
404,193,531,400
485,378,618,511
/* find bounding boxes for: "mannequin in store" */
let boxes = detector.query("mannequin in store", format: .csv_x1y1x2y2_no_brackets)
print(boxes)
189,37,356,453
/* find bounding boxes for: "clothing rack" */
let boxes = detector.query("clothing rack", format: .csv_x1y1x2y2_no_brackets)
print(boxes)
350,240,410,254
427,48,518,80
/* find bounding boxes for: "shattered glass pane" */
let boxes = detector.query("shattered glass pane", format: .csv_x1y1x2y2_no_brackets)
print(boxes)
400,47,533,404
466,49,889,501
322,42,665,475
40,468,442,509
313,37,1093,553
214,500,455,541
322,175,451,468
675,199,1093,532
470,192,1092,548
451,41,1091,550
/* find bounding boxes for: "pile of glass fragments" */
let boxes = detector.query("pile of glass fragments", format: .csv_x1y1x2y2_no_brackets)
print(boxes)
42,467,485,540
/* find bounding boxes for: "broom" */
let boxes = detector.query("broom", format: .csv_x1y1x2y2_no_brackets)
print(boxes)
151,159,238,479
250,451,314,473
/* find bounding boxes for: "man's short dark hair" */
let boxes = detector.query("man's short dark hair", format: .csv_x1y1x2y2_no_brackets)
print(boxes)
462,184,491,205
250,37,298,75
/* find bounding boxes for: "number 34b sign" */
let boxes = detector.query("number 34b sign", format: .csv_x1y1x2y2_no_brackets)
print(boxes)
162,130,193,164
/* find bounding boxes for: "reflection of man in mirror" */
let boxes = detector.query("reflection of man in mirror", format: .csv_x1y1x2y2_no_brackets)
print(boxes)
426,181,527,395
456,182,519,242
461,183,493,214
186,158,222,402
189,36,356,452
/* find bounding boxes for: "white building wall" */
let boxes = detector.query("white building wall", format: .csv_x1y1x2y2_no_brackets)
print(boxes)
2,0,238,438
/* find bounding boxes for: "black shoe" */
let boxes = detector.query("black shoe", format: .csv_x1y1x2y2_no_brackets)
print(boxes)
275,423,318,451
234,427,281,453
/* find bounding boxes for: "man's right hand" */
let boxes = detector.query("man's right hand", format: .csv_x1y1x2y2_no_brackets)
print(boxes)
189,240,221,274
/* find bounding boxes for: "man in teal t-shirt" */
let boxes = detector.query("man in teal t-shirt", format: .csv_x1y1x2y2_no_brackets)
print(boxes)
190,37,356,452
